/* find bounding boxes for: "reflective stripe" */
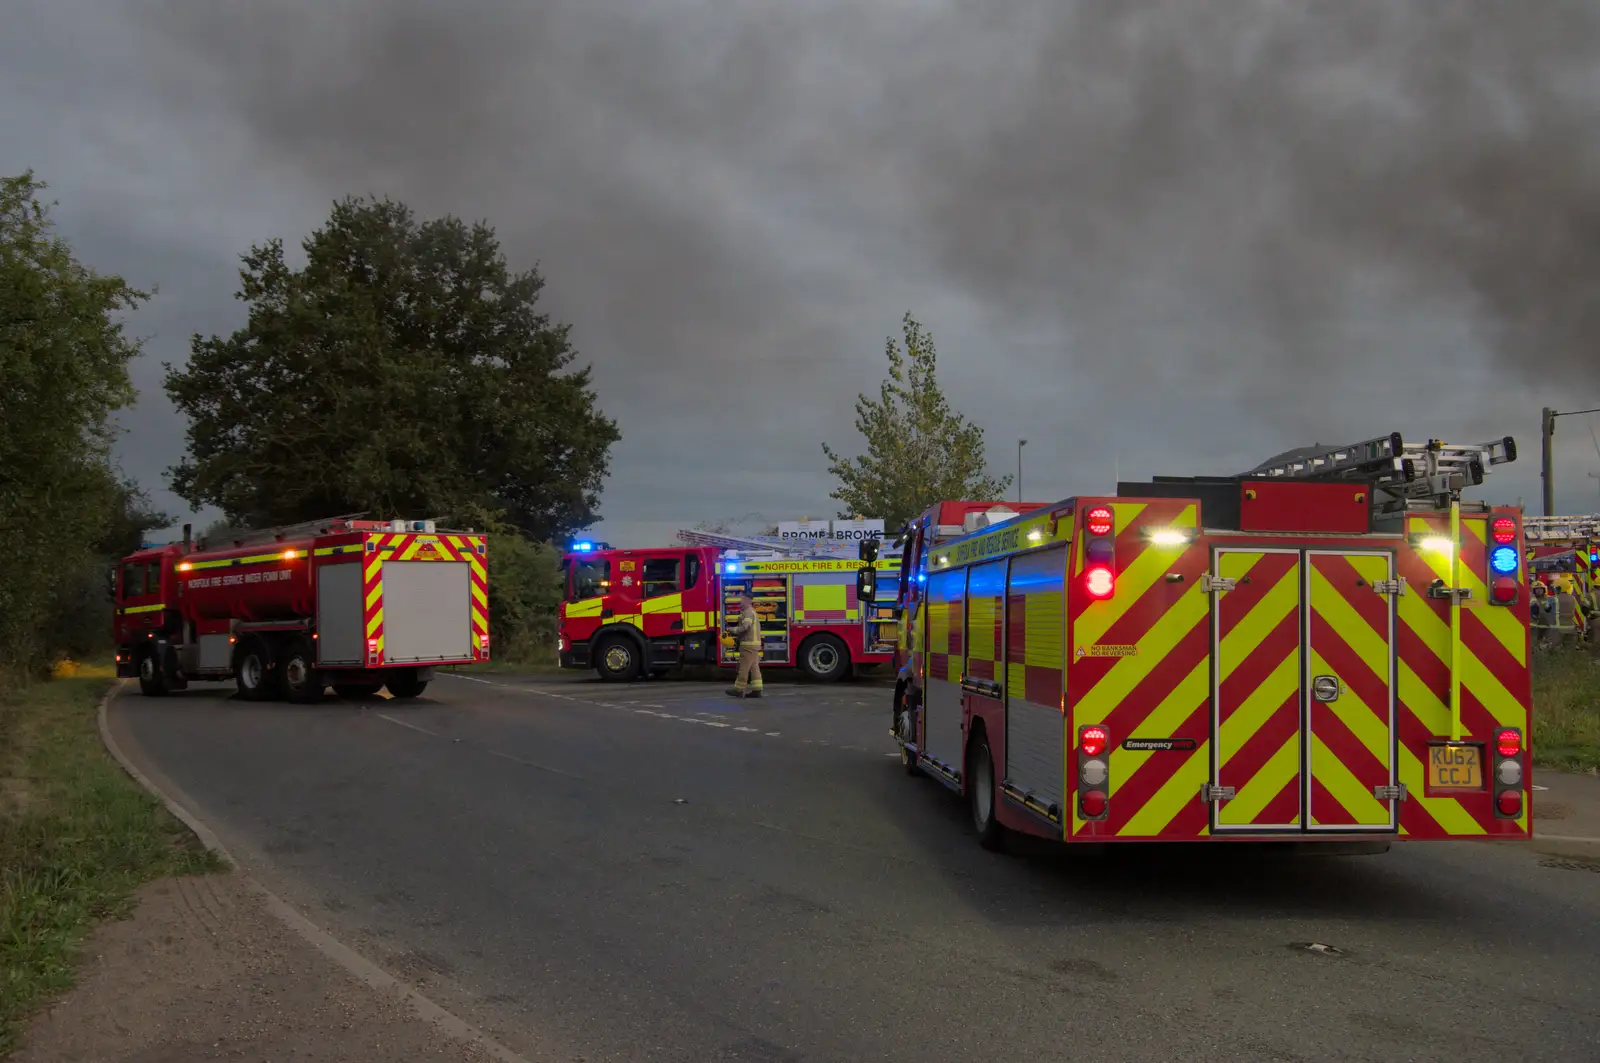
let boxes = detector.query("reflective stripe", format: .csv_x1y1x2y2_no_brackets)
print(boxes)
118,603,165,615
188,550,293,571
313,544,366,557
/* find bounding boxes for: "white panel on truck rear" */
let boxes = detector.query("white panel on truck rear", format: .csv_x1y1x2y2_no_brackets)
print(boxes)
317,562,366,665
381,560,472,663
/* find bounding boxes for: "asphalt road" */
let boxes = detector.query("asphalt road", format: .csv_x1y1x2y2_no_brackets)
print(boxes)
109,670,1600,1063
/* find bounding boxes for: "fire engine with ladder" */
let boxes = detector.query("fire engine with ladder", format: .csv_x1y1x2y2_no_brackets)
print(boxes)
867,432,1532,852
1521,515,1600,587
113,515,490,702
557,529,901,682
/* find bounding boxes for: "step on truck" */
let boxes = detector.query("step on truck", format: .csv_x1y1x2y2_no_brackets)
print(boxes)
878,433,1532,852
557,529,902,682
113,515,490,702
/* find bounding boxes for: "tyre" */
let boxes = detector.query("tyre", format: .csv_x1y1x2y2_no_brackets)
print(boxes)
137,649,170,697
967,730,1006,851
234,637,274,701
281,637,324,704
385,669,428,699
895,691,921,776
332,683,383,699
798,633,850,682
595,634,643,682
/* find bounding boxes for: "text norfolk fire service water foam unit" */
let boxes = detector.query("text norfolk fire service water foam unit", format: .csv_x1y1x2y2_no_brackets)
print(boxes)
883,432,1531,851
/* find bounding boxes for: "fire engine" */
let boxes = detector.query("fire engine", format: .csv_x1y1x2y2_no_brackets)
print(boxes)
874,432,1532,852
557,530,901,682
113,515,490,702
1523,514,1600,588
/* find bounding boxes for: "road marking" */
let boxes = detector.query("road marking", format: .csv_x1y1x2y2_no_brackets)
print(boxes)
435,675,883,753
376,713,439,737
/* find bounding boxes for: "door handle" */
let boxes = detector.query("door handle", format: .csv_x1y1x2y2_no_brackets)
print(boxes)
601,608,613,618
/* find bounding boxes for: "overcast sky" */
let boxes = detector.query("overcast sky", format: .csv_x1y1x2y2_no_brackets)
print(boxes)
7,1,1600,546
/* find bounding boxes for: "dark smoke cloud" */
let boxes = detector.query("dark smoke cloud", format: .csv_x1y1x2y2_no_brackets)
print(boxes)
886,1,1600,428
88,0,1600,523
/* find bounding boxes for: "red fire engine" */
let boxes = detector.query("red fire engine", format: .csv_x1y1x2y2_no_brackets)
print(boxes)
874,433,1532,852
557,530,902,682
113,515,490,702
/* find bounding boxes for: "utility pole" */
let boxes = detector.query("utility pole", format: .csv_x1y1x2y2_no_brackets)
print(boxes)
1017,439,1027,502
1542,407,1556,517
1540,405,1600,517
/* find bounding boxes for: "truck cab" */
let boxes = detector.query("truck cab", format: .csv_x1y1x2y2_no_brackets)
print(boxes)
557,544,720,680
112,545,184,677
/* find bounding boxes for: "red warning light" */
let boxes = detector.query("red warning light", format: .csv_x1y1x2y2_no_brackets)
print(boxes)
1495,729,1522,758
1084,566,1115,599
1491,517,1517,544
1080,725,1109,757
1086,507,1114,536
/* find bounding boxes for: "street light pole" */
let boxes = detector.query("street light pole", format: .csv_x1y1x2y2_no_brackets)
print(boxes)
1017,439,1027,503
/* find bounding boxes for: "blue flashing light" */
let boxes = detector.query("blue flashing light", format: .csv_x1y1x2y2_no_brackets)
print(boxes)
724,561,739,573
1490,546,1519,575
573,541,594,552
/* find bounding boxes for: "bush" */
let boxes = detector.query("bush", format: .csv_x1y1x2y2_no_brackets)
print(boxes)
486,534,562,664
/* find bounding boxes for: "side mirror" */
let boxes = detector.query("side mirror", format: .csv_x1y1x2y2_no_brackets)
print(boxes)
106,565,119,600
858,536,880,563
856,566,877,603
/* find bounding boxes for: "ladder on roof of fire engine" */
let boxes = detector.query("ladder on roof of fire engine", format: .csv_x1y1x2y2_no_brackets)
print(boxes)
208,513,371,548
1523,515,1600,541
1244,432,1517,515
675,528,860,559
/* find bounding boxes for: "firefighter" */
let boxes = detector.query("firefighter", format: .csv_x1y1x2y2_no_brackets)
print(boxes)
1553,576,1584,648
725,592,765,698
1531,580,1556,649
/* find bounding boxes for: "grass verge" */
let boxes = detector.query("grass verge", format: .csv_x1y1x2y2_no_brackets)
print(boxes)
1532,650,1600,773
0,662,222,1056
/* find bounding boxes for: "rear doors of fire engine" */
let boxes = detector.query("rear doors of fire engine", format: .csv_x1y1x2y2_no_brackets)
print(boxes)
1207,547,1399,834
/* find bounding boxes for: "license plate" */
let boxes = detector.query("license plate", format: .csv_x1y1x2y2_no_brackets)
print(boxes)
1428,744,1482,789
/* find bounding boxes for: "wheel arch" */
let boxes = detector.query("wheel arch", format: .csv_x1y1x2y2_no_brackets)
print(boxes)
593,622,648,654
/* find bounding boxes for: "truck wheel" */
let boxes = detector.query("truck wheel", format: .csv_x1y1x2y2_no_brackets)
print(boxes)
332,684,383,699
385,669,428,699
234,637,273,701
798,634,850,682
281,637,324,704
595,634,643,682
895,700,921,777
967,730,1006,852
137,649,170,697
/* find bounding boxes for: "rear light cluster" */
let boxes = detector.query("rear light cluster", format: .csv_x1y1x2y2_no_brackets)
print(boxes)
1493,727,1523,818
1083,506,1116,601
1077,724,1110,820
1487,515,1520,606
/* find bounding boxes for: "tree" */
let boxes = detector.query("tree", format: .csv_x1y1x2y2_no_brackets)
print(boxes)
822,312,1011,529
163,196,620,541
97,477,172,558
0,171,150,673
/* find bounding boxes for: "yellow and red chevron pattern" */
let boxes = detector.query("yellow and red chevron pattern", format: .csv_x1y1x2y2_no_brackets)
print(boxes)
1067,500,1209,839
1214,550,1304,829
1063,502,1529,841
1397,513,1529,838
362,532,489,664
